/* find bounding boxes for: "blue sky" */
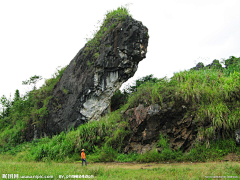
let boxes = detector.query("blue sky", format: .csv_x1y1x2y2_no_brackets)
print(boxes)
1,0,240,99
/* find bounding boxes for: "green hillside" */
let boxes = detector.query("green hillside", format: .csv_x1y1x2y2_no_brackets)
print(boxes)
0,56,240,163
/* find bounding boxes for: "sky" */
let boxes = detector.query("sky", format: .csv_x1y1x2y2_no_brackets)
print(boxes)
1,0,240,99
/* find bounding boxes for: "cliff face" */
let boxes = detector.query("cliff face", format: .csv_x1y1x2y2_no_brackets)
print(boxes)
44,16,149,135
123,104,198,154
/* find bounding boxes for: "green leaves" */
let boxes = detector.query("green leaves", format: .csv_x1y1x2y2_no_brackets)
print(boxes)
158,133,169,150
22,75,42,90
84,5,131,55
0,66,67,149
22,75,42,85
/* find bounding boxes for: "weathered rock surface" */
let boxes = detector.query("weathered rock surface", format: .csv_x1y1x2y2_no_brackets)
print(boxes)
123,103,198,154
42,16,148,136
235,129,240,145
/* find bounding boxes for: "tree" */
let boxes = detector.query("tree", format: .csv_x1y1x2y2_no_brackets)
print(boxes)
0,95,12,118
22,75,42,90
126,74,159,93
13,89,20,104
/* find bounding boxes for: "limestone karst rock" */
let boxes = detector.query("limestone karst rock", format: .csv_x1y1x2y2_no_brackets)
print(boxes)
123,104,197,154
43,15,149,136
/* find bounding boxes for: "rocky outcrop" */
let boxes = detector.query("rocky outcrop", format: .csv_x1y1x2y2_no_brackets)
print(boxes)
42,16,148,136
235,129,240,145
123,104,198,154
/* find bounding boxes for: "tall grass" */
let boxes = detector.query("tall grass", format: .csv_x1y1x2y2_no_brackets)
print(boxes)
127,77,175,108
8,105,131,162
15,125,238,163
172,68,240,141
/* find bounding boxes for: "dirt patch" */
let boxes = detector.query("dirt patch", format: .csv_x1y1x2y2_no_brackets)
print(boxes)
222,153,239,162
91,160,240,170
91,162,208,170
92,162,157,169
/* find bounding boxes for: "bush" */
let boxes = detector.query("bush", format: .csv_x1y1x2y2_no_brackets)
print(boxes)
89,145,118,162
182,139,238,162
111,90,128,111
98,145,118,162
116,152,139,162
136,149,160,162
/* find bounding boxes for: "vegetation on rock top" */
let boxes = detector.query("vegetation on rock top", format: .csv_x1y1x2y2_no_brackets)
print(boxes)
84,5,132,58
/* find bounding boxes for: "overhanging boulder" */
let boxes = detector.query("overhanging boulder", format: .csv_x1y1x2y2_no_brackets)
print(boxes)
44,15,149,136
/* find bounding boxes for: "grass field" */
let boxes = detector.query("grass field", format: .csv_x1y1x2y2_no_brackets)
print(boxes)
1,155,239,180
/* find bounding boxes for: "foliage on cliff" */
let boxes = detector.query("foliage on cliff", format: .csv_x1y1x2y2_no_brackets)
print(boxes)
0,67,67,148
84,5,132,58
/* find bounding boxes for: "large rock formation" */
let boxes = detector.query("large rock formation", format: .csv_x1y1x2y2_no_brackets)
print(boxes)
123,103,198,154
43,16,149,136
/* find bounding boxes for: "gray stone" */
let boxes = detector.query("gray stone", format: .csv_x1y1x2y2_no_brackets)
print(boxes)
42,16,149,136
235,129,240,144
148,104,160,116
124,103,197,153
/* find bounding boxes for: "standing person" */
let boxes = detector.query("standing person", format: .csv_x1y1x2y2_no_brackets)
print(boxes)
81,149,87,166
